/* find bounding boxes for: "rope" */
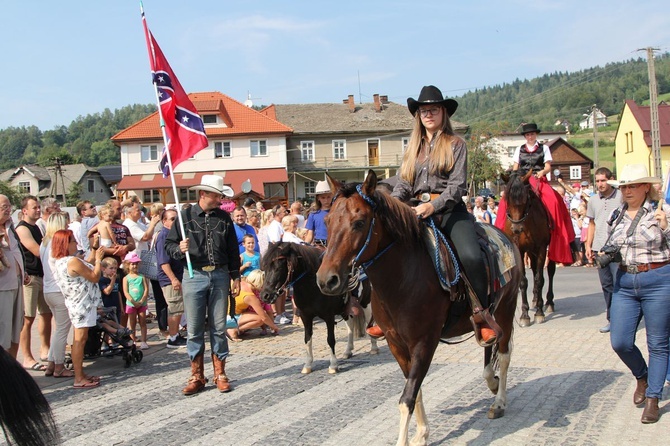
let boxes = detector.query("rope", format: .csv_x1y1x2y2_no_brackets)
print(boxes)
427,217,461,287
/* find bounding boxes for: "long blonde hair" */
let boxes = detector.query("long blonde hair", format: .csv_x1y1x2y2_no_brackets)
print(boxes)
42,212,69,246
398,106,459,184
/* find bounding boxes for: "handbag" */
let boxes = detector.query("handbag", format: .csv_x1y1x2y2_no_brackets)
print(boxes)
138,233,159,281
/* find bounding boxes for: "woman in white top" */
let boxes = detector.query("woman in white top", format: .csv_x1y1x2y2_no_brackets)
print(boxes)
266,205,287,243
52,229,105,389
39,212,74,378
281,215,306,245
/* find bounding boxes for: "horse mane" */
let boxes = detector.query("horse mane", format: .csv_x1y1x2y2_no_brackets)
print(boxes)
504,171,529,205
338,182,423,246
261,242,322,274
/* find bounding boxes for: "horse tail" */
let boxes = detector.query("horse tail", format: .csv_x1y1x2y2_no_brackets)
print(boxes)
349,309,368,339
0,346,60,446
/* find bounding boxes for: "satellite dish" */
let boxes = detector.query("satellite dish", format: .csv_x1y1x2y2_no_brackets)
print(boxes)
241,180,252,194
553,169,560,177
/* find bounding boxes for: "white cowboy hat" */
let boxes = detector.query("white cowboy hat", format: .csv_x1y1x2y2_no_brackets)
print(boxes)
190,174,234,197
310,180,332,196
606,164,661,187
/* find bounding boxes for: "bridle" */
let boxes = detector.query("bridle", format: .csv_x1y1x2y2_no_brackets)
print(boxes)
351,184,395,270
267,255,306,302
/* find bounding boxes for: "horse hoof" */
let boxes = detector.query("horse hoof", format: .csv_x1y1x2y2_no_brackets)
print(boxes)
370,348,379,355
328,367,338,374
544,304,554,314
301,367,312,374
519,317,531,327
534,314,545,324
342,352,353,360
487,407,505,419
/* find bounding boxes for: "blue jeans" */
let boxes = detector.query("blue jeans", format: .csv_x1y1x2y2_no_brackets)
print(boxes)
181,269,230,361
610,264,670,399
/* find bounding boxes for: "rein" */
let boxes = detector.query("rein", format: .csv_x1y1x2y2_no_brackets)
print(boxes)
353,184,395,269
271,255,307,297
505,181,532,225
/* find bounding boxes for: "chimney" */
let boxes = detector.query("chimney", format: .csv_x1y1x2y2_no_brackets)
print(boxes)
380,95,389,104
347,94,355,113
373,94,381,112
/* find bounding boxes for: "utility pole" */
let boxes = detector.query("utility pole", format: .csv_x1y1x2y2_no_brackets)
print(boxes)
591,104,599,168
639,47,662,177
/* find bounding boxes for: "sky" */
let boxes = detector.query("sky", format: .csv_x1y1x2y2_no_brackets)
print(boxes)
1,0,669,131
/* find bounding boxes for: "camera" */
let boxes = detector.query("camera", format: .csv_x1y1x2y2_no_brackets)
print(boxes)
594,244,621,269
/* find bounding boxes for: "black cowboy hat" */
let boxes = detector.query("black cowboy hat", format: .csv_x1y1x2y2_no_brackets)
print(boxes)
407,85,458,117
520,123,541,135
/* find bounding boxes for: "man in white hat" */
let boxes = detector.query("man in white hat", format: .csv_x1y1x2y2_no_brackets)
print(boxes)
164,175,241,396
304,181,332,246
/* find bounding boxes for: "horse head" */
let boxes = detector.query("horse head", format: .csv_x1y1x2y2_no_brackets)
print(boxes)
259,242,295,304
317,171,383,296
504,169,533,235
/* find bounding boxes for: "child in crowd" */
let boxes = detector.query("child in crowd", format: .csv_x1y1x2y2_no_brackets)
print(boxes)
122,252,149,350
240,234,261,277
87,205,117,248
99,257,123,323
570,208,583,266
96,308,132,342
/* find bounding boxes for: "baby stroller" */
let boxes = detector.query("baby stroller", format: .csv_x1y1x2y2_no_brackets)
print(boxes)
84,307,143,368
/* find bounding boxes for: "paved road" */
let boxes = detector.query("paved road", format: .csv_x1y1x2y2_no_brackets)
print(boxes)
9,267,670,445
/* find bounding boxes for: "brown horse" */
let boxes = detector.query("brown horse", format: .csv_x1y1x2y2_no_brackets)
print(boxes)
316,171,522,446
500,170,556,326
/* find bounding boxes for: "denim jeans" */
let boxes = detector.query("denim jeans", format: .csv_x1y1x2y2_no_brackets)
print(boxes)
181,269,230,361
597,261,618,321
610,264,670,399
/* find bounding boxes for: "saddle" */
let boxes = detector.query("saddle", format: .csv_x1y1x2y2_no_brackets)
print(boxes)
423,221,517,347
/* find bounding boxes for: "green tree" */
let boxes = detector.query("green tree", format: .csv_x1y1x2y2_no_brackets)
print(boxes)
0,181,22,207
465,123,505,196
65,183,82,207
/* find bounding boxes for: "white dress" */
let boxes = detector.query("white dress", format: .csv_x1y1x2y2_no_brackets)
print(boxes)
53,256,102,328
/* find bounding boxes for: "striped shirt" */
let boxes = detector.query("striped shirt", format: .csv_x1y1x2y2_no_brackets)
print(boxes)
608,201,670,266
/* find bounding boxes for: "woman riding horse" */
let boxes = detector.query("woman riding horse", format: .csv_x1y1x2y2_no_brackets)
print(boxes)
367,85,495,344
495,123,575,265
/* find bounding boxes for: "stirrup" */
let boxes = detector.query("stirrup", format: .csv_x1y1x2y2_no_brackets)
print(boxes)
470,310,502,347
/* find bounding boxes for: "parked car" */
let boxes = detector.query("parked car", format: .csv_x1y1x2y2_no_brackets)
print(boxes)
476,188,495,199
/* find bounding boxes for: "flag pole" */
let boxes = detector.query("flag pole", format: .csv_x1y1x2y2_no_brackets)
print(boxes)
141,2,194,278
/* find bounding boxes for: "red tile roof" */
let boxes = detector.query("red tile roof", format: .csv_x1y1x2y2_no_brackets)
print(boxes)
116,168,288,198
111,92,292,142
625,100,670,146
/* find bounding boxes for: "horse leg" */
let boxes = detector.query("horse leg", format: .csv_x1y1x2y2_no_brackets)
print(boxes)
488,350,511,419
544,261,556,313
386,341,413,446
410,389,429,446
301,317,315,374
519,258,531,327
344,317,355,359
326,318,338,374
483,346,499,395
533,252,547,325
365,305,379,355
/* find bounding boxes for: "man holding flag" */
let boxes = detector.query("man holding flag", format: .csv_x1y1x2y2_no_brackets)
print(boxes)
142,7,240,395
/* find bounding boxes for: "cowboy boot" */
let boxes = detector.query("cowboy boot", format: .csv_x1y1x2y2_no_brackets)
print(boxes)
641,397,659,424
633,376,648,406
182,355,207,396
212,354,231,393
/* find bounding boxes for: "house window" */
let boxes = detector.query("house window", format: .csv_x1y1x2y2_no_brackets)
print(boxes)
569,166,581,180
304,181,316,195
250,140,267,157
141,145,159,162
179,188,197,202
625,132,633,153
301,141,315,162
215,141,231,158
202,115,217,124
507,146,516,157
18,181,30,193
333,140,346,160
401,137,409,154
87,179,95,193
142,189,160,203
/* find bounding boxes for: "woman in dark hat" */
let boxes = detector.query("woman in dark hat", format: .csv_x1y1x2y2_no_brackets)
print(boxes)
366,85,496,344
494,123,575,265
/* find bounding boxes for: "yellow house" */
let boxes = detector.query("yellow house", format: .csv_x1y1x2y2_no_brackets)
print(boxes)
614,99,670,181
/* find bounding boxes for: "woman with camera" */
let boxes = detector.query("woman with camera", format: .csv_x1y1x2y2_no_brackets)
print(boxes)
602,164,670,424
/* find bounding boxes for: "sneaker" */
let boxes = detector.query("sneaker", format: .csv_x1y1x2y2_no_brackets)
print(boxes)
140,342,150,350
274,315,282,324
166,335,187,349
279,316,292,325
599,323,611,333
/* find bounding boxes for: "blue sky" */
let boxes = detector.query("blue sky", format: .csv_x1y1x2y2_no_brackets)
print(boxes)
2,0,668,131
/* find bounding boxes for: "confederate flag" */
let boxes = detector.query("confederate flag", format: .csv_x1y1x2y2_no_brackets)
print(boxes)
142,11,208,176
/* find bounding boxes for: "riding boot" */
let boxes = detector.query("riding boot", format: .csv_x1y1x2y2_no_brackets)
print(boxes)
466,281,502,347
641,397,659,424
633,376,648,406
212,354,231,393
182,354,207,396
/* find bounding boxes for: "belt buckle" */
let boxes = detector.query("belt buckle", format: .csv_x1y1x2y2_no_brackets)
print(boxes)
419,193,431,203
202,265,216,272
626,264,638,274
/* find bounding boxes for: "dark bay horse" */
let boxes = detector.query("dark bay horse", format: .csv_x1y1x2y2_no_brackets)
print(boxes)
260,242,378,374
500,170,556,326
316,171,522,446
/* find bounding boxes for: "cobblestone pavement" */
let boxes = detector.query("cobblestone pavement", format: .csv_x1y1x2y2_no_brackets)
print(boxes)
10,267,670,445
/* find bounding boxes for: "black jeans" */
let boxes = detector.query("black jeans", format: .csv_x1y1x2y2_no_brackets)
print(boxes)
440,204,488,307
150,279,168,331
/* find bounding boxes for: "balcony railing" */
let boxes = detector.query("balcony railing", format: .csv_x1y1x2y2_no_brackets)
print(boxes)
290,153,403,171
